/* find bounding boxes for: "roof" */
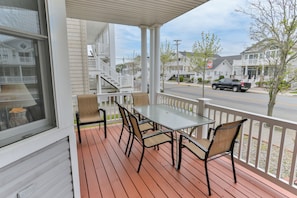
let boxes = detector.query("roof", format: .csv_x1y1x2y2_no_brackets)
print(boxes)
221,55,241,65
208,55,241,70
65,0,209,26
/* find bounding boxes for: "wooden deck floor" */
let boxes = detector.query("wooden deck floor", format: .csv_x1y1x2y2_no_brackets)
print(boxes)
77,124,296,198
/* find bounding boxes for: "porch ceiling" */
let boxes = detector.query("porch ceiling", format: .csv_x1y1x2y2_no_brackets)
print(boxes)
65,0,209,26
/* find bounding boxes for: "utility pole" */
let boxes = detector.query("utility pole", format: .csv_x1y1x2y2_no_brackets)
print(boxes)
174,40,181,84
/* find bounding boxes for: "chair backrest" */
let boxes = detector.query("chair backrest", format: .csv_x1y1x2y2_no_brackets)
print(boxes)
116,102,129,128
127,111,143,141
77,94,99,119
208,119,247,157
131,92,149,106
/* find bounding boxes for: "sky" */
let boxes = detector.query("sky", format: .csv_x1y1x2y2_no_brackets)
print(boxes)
114,0,252,63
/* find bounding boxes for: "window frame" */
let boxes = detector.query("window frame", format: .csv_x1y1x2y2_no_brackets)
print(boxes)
0,0,56,147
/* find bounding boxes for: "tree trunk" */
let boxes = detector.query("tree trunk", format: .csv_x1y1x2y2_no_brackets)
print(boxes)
267,89,278,116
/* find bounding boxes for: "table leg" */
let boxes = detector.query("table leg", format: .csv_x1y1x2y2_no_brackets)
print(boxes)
175,131,180,169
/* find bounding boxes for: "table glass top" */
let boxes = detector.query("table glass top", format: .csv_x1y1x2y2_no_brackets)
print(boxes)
133,104,214,131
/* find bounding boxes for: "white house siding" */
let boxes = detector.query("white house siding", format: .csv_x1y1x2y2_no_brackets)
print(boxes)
208,60,232,80
0,138,73,198
0,0,80,197
67,18,89,95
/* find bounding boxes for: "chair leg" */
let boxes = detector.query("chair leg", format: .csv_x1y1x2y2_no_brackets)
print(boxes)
118,124,124,143
76,122,81,143
125,131,132,155
205,160,211,196
137,147,145,173
170,133,174,166
128,136,135,157
103,119,107,138
177,135,183,170
231,151,237,183
76,114,82,143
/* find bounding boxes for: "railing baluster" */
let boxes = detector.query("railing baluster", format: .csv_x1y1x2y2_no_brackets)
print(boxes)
277,127,286,179
265,124,274,174
289,130,297,186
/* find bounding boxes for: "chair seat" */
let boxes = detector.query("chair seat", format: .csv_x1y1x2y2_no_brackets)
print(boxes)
80,115,103,123
183,138,211,160
144,133,171,147
139,122,154,132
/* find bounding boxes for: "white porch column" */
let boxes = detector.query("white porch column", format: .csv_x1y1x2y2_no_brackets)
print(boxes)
95,52,102,94
154,25,161,104
149,27,155,104
197,98,212,138
96,74,102,94
152,24,161,104
109,24,116,70
140,25,148,92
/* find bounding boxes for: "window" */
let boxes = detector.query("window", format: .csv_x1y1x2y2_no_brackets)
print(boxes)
0,0,55,147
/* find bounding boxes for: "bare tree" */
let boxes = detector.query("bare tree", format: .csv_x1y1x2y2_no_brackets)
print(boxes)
191,32,221,97
160,40,174,91
128,51,140,76
239,0,297,116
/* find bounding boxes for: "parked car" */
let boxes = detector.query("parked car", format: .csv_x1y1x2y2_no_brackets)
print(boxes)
212,78,251,92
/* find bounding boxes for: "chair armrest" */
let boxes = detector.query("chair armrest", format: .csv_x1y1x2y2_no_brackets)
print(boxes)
181,134,208,153
138,118,152,125
98,108,106,119
142,129,173,139
207,128,215,140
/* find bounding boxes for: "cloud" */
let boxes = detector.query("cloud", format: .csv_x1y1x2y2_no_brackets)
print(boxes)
115,25,142,61
115,0,252,61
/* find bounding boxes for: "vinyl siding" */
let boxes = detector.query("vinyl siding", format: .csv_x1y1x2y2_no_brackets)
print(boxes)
67,18,89,96
0,138,73,198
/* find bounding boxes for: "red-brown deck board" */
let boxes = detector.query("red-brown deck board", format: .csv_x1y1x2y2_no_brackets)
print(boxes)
77,124,296,198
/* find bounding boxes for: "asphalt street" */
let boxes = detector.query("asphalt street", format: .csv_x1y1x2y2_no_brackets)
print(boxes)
164,82,297,122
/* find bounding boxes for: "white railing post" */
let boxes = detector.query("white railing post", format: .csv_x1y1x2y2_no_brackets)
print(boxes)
197,98,212,138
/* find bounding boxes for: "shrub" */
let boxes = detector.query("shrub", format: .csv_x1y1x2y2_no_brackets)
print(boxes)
219,75,224,80
179,76,184,82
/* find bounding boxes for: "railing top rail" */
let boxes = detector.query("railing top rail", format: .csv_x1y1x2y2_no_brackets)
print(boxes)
207,103,297,128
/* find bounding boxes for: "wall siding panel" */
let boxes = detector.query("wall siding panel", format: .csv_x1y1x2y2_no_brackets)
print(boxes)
67,18,89,96
0,138,73,198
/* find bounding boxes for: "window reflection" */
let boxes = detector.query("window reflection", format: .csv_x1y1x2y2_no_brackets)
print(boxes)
0,36,44,131
0,3,40,34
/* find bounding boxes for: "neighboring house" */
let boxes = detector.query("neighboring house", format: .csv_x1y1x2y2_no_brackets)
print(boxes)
204,55,240,81
233,41,297,82
164,52,240,82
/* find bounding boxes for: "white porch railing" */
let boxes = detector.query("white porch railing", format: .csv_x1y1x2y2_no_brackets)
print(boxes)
233,59,265,66
88,57,133,90
72,92,297,194
157,93,297,195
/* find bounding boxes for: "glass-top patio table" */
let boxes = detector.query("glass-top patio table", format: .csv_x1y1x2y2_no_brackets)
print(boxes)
133,104,214,168
133,104,214,131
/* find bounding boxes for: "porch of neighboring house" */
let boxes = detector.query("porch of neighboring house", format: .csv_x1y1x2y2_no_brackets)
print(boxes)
77,124,296,198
